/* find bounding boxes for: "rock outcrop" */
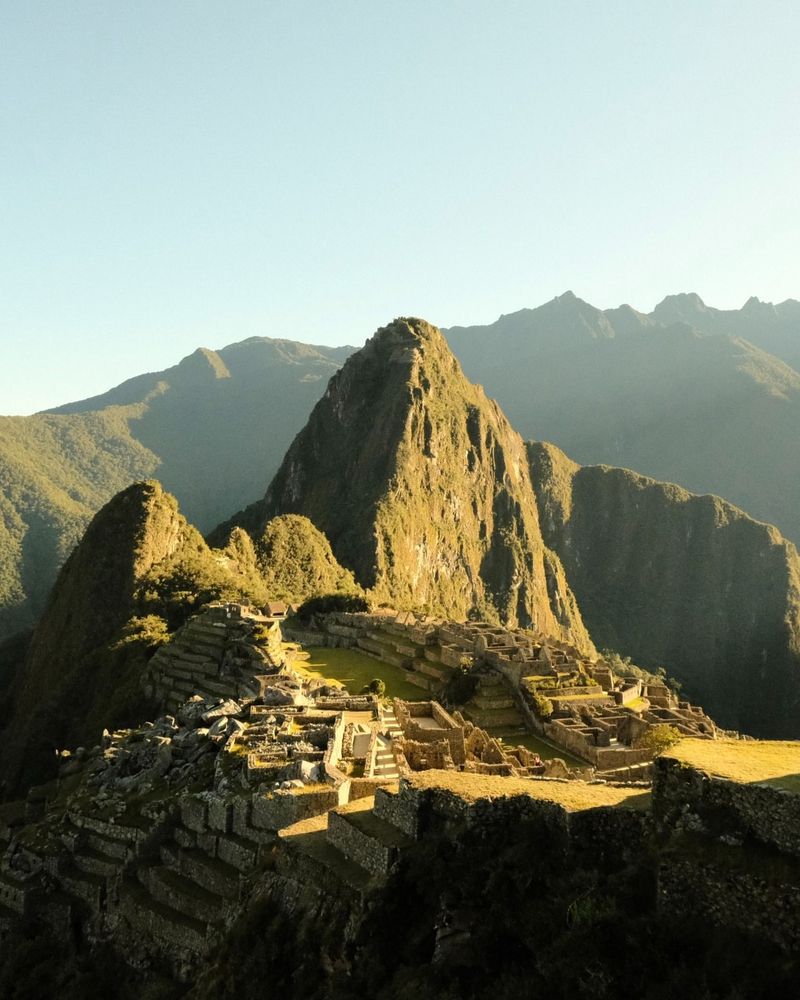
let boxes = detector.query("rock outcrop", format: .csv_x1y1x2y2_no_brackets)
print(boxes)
218,318,590,643
529,441,800,737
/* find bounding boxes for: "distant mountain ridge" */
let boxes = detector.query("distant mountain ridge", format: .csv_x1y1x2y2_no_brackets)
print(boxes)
651,291,800,371
444,291,800,545
0,337,354,640
2,291,800,648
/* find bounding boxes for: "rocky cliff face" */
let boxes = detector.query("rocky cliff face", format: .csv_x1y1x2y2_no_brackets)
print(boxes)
529,441,800,737
220,319,590,643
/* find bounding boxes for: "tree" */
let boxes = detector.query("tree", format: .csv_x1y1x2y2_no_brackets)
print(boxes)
633,724,682,755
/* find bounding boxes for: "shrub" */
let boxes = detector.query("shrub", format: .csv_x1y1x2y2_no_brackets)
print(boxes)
634,724,682,755
443,666,478,706
295,592,370,623
532,690,554,720
362,677,386,696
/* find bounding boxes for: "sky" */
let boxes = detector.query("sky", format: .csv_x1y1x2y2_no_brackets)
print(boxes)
1,1,799,414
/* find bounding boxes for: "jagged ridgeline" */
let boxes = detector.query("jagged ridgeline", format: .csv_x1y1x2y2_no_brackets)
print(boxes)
445,292,800,549
214,318,591,645
0,481,268,795
529,442,800,737
0,337,351,642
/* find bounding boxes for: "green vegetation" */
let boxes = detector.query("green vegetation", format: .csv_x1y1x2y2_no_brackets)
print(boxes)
296,646,425,701
362,677,386,696
530,690,554,720
665,737,800,793
257,514,359,602
634,724,682,755
0,337,349,643
294,592,370,623
0,481,268,797
601,649,681,693
222,318,591,643
442,665,479,706
448,291,800,546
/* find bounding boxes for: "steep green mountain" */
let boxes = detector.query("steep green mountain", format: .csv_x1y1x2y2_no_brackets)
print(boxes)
216,318,591,644
0,480,265,796
445,292,800,544
255,514,359,602
529,441,800,737
0,337,352,641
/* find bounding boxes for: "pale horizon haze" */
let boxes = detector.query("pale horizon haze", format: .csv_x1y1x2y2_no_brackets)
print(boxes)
1,0,799,413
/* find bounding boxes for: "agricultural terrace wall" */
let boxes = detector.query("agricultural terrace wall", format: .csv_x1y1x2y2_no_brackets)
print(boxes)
653,756,800,858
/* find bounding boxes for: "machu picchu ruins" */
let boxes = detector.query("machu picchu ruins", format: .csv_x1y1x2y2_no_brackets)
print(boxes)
2,596,798,995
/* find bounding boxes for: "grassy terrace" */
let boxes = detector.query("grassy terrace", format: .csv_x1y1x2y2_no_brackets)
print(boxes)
296,646,426,701
488,726,585,767
665,738,800,793
407,770,651,812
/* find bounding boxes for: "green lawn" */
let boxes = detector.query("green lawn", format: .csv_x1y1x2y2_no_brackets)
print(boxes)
488,727,585,767
298,646,427,701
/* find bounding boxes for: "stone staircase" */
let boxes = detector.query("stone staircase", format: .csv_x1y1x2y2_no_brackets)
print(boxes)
461,672,525,729
373,708,402,780
277,786,412,892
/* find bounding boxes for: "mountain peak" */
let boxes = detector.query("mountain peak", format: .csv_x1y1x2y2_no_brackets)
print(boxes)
217,318,591,641
177,347,231,380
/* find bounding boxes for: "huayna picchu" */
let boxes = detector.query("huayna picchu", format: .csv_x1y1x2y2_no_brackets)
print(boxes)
2,317,800,996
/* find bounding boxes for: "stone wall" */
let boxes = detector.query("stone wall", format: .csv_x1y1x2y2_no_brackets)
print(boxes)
250,787,340,831
326,811,395,876
658,854,800,953
653,756,800,858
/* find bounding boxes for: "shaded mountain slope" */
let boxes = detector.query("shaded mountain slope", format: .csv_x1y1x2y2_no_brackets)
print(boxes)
529,441,800,737
0,408,161,638
217,318,591,643
0,480,266,795
445,292,800,543
0,337,352,641
652,292,800,371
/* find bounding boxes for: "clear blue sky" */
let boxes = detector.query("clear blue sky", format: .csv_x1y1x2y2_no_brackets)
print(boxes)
1,0,798,414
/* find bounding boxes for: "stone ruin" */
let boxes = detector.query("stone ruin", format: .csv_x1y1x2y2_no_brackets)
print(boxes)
284,607,722,777
0,600,789,983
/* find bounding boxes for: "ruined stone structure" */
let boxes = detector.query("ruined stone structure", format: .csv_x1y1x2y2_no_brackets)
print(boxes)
3,602,782,986
286,609,718,774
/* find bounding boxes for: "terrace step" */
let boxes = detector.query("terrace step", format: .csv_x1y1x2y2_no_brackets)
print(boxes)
72,845,122,879
119,877,209,955
172,847,240,900
327,803,411,877
216,833,260,872
0,868,37,915
278,814,371,892
137,864,227,925
463,708,524,728
0,901,21,930
59,863,106,910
